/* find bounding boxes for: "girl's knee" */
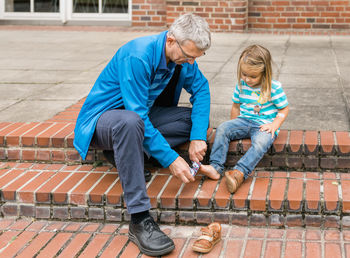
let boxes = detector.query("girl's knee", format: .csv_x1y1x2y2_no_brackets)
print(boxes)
253,132,274,153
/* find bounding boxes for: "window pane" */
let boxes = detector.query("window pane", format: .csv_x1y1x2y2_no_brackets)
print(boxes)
102,0,128,13
34,0,59,12
73,0,98,13
5,0,30,12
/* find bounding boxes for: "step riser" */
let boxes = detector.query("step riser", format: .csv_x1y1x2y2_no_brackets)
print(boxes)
1,162,350,228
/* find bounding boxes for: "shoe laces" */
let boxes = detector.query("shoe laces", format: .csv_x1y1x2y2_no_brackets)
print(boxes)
144,217,160,233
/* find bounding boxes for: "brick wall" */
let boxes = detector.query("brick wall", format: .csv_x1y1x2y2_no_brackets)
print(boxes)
133,0,350,33
248,0,350,32
132,0,167,27
166,0,248,32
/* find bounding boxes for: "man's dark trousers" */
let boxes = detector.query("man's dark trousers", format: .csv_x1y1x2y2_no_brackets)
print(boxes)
90,105,192,214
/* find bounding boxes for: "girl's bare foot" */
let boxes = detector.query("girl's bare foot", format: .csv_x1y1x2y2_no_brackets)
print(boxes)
199,165,220,180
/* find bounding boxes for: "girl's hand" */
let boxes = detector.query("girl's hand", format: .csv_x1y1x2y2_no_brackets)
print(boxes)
259,123,278,138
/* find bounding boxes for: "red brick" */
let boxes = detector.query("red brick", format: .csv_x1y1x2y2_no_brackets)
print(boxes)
57,233,91,258
232,177,253,209
160,176,183,208
0,122,25,142
21,123,54,146
0,122,12,145
342,180,350,212
287,178,303,211
325,243,342,258
284,241,302,258
36,123,68,147
214,177,231,209
35,171,71,201
273,130,288,153
304,131,318,154
323,179,339,212
67,132,74,147
53,172,87,204
242,138,251,152
106,179,123,206
100,235,128,258
0,231,36,257
305,180,320,211
288,130,303,153
7,149,20,160
320,131,335,154
0,169,26,188
0,231,21,250
79,234,111,257
335,131,350,155
146,175,169,208
269,178,287,211
243,239,263,257
18,171,55,203
250,177,269,211
89,173,118,204
51,123,75,147
16,232,55,258
2,171,39,200
264,241,282,258
178,176,201,208
36,232,72,257
70,173,104,205
36,150,50,161
197,178,219,208
22,149,36,160
6,123,39,146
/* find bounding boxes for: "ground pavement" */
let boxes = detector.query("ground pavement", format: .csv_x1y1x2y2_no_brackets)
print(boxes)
0,26,350,257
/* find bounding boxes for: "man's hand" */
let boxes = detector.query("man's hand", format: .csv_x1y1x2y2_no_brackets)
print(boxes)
189,140,207,163
169,156,194,183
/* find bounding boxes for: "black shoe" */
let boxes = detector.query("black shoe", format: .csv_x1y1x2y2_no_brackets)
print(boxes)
103,150,152,182
129,216,175,256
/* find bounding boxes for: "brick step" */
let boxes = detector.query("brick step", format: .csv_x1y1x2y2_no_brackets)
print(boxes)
1,122,350,171
1,161,350,229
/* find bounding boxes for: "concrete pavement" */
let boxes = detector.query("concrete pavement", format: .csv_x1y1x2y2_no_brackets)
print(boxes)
0,26,349,131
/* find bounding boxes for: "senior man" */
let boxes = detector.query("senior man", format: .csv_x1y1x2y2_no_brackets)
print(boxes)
74,13,211,256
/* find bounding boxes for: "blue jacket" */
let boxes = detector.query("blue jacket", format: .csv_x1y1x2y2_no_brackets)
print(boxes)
73,31,210,167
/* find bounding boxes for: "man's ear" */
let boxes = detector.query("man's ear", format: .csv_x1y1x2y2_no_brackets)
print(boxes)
166,36,176,46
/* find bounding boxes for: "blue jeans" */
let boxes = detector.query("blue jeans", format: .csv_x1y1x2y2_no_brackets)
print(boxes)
210,118,275,178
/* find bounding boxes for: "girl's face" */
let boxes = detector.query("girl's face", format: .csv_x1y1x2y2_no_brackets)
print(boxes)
240,63,263,88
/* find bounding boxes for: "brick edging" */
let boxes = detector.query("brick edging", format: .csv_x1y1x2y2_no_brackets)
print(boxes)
0,122,350,170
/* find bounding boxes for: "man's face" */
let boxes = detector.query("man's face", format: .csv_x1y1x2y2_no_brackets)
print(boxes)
166,37,205,65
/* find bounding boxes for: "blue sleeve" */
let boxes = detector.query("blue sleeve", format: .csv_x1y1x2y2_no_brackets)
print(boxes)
118,56,179,168
182,62,210,141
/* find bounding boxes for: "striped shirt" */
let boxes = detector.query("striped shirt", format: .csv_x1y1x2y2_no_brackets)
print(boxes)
232,80,288,130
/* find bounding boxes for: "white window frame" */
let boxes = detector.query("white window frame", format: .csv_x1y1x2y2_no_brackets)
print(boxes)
0,0,132,23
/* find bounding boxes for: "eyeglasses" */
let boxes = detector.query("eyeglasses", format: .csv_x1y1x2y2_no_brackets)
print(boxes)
176,40,205,61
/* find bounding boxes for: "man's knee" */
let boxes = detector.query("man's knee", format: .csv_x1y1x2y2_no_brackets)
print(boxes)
112,111,144,136
253,132,273,153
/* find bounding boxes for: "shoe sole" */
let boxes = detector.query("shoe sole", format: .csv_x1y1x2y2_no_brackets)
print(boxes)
192,237,221,253
129,231,175,256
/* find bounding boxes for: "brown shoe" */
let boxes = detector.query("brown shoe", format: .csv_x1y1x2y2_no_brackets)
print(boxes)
192,222,221,253
225,169,244,193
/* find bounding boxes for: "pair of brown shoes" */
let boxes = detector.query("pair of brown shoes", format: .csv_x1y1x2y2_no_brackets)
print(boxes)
225,169,244,193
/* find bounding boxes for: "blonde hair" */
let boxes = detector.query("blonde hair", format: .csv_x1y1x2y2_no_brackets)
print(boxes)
237,45,272,103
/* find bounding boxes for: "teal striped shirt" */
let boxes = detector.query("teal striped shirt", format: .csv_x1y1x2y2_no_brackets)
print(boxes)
232,80,288,131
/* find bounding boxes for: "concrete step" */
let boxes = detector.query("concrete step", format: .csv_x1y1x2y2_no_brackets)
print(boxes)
1,161,350,229
1,121,350,171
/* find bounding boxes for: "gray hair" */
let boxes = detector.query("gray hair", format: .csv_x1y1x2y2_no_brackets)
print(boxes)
168,13,211,51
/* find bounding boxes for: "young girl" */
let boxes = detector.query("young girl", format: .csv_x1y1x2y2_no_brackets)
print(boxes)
200,44,289,193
